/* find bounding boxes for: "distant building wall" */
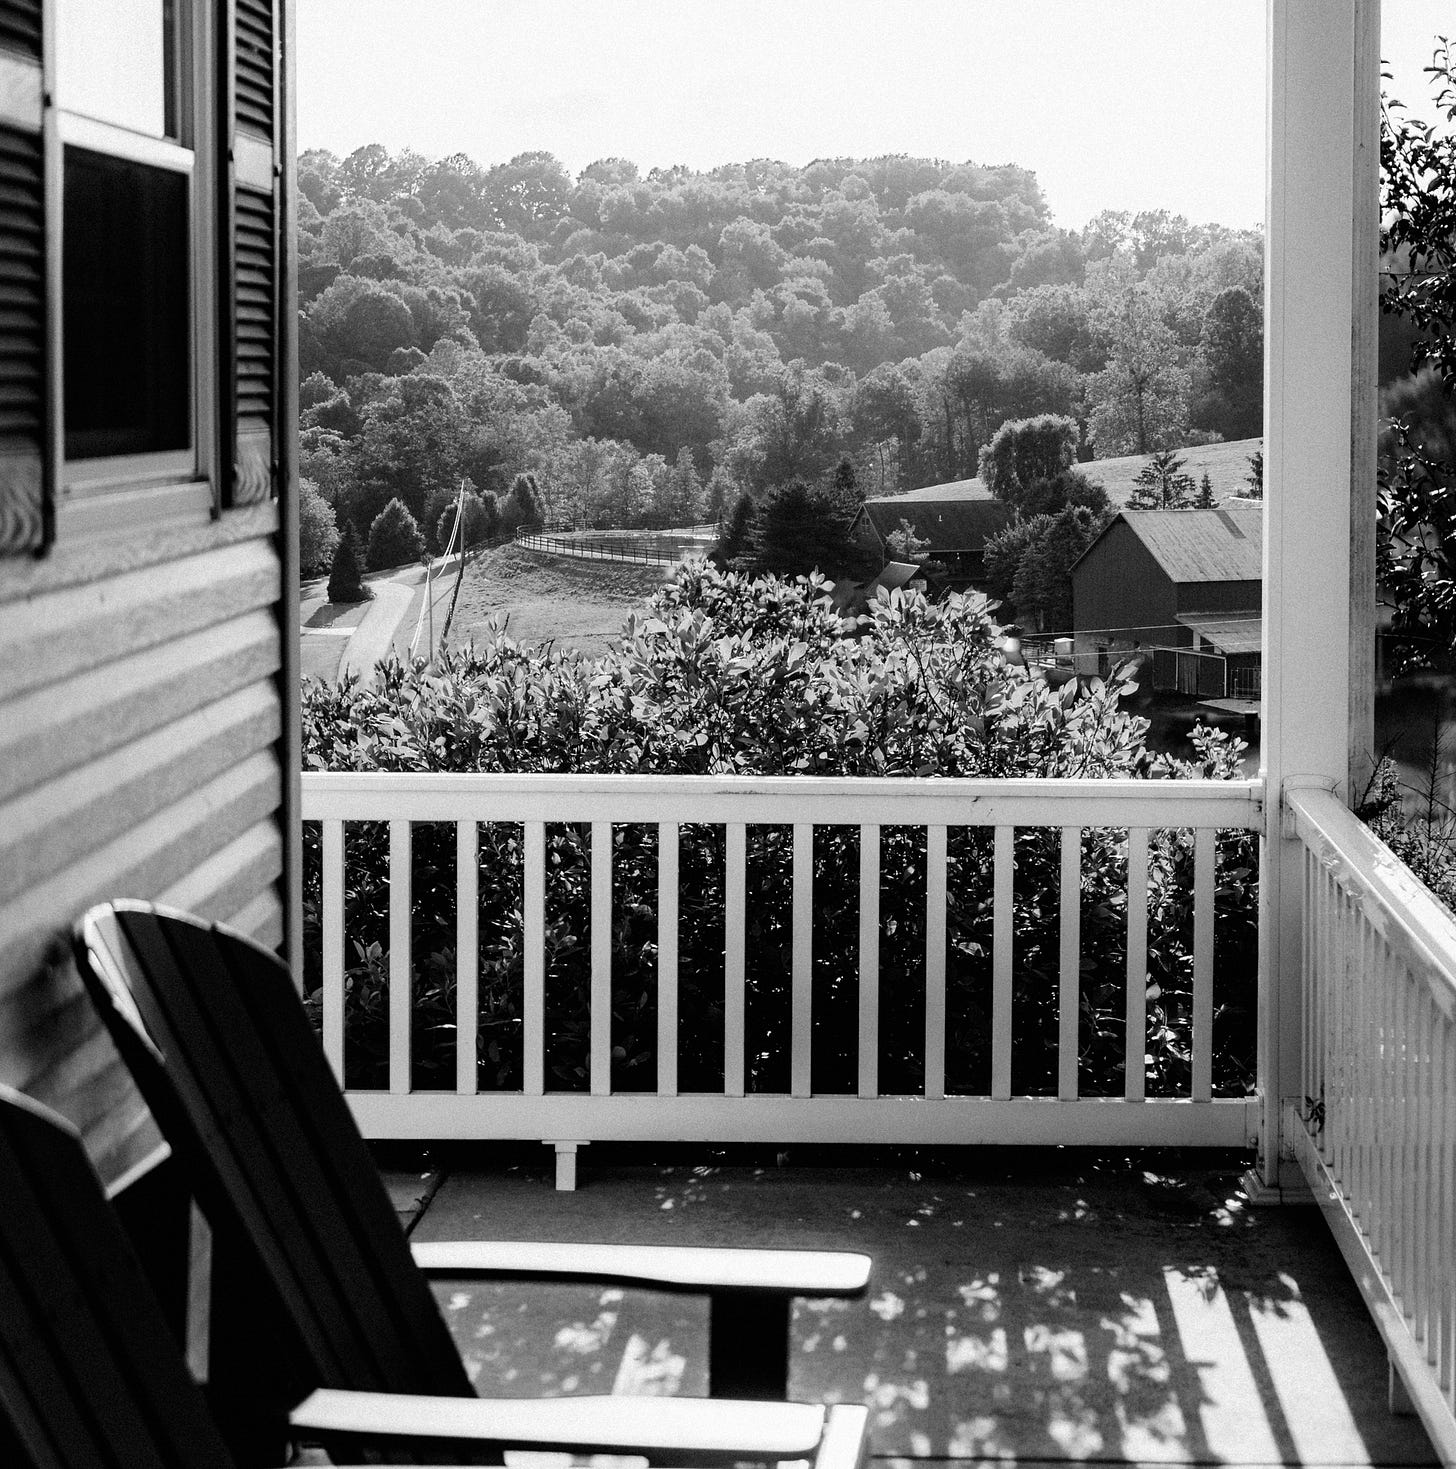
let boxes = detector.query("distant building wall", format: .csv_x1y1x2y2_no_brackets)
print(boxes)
1071,521,1179,651
851,511,885,563
1176,579,1262,614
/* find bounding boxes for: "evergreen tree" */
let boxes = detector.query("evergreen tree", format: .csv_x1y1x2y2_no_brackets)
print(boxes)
1129,449,1196,509
436,490,498,553
704,466,735,525
829,455,862,516
748,479,859,578
327,523,372,603
366,497,425,569
983,514,1054,612
1245,449,1264,498
505,471,545,528
1011,505,1104,631
669,447,705,525
714,490,758,565
1195,471,1216,509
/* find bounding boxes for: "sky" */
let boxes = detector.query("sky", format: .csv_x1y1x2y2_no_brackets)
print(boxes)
297,1,1452,230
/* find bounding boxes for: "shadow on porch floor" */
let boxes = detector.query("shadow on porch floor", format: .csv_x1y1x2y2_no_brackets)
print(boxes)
379,1146,1437,1468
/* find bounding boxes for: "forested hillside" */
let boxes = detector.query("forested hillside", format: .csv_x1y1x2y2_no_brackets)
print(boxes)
296,145,1264,568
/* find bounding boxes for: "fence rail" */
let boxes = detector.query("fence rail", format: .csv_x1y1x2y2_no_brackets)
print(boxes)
515,528,716,566
302,773,1264,1162
1289,787,1456,1461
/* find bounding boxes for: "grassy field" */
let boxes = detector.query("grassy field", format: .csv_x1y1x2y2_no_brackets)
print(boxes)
954,436,1262,507
1079,436,1262,507
444,544,673,656
426,441,1263,659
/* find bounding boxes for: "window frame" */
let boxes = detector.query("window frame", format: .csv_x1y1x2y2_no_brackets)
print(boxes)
49,0,218,523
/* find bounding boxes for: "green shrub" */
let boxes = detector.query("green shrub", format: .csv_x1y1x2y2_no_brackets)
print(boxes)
302,565,1258,1097
299,476,340,577
366,497,424,569
436,491,498,553
325,524,371,604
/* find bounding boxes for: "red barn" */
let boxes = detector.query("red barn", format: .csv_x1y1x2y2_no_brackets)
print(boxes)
1071,505,1263,697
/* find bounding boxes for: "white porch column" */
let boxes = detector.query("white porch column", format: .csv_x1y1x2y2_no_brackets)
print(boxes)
1257,0,1379,1191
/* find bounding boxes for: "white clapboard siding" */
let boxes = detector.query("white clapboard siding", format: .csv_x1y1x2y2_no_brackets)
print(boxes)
306,772,1263,1151
0,512,289,1191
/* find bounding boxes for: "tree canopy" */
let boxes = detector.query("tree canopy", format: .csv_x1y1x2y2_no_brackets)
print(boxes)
294,143,1264,559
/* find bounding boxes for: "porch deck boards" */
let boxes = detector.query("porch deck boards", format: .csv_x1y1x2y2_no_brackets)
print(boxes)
396,1150,1438,1468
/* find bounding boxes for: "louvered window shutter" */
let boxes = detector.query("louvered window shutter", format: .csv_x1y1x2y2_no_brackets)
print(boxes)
221,0,279,506
0,0,47,555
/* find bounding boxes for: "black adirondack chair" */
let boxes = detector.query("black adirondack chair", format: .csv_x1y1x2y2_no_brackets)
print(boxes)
0,1085,237,1469
70,902,870,1423
0,1084,867,1469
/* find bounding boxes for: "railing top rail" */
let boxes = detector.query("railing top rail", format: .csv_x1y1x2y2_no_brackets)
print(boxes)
302,771,1264,830
1288,785,1456,1017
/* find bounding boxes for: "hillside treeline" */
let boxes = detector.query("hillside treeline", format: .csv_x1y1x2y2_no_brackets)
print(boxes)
296,145,1264,560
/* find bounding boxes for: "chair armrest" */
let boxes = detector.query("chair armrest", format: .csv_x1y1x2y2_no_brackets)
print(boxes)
410,1239,871,1295
289,1388,829,1461
816,1405,871,1469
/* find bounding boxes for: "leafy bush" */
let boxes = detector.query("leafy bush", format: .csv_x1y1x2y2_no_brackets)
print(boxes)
302,565,1257,1098
1359,754,1456,916
298,476,340,577
365,497,425,569
436,490,499,553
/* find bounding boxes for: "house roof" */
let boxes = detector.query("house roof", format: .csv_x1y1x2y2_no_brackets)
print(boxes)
856,483,1011,552
1074,506,1263,583
887,476,998,503
1175,612,1263,655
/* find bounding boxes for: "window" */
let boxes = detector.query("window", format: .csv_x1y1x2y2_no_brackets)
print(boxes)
54,0,210,501
63,148,189,459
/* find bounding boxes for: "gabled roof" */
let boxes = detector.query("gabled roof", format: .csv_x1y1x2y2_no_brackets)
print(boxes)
856,482,1011,552
887,476,998,503
1074,506,1263,583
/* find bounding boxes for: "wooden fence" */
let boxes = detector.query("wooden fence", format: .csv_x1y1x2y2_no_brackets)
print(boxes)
302,773,1265,1177
1289,786,1456,1460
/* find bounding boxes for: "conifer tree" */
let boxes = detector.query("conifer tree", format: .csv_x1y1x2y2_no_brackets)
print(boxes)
327,524,372,603
1195,471,1216,509
715,490,758,566
1129,449,1196,509
366,497,425,569
1245,449,1264,498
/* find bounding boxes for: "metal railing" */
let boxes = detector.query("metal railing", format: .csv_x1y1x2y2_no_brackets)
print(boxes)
514,528,716,566
301,773,1264,1156
1289,786,1456,1460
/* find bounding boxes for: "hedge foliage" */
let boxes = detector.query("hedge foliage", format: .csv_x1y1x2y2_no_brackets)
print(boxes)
302,565,1257,1098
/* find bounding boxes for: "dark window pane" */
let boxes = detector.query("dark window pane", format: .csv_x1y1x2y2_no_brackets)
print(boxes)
63,147,189,459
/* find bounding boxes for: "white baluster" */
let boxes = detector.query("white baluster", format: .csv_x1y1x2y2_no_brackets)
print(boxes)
657,822,679,1098
456,821,479,1095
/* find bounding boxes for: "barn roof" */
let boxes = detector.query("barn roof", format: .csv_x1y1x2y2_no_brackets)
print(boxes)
888,476,997,503
856,482,1011,551
1074,506,1263,583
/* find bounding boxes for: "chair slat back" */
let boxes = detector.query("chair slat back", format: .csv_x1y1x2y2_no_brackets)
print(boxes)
73,903,472,1399
0,1088,235,1469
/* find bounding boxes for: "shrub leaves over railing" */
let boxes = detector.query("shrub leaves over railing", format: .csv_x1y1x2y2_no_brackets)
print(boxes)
302,565,1258,1097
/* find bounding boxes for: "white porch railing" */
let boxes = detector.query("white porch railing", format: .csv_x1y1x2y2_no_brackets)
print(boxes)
1289,787,1456,1461
301,773,1264,1166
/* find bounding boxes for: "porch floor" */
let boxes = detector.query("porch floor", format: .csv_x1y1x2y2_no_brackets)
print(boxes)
385,1147,1437,1468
